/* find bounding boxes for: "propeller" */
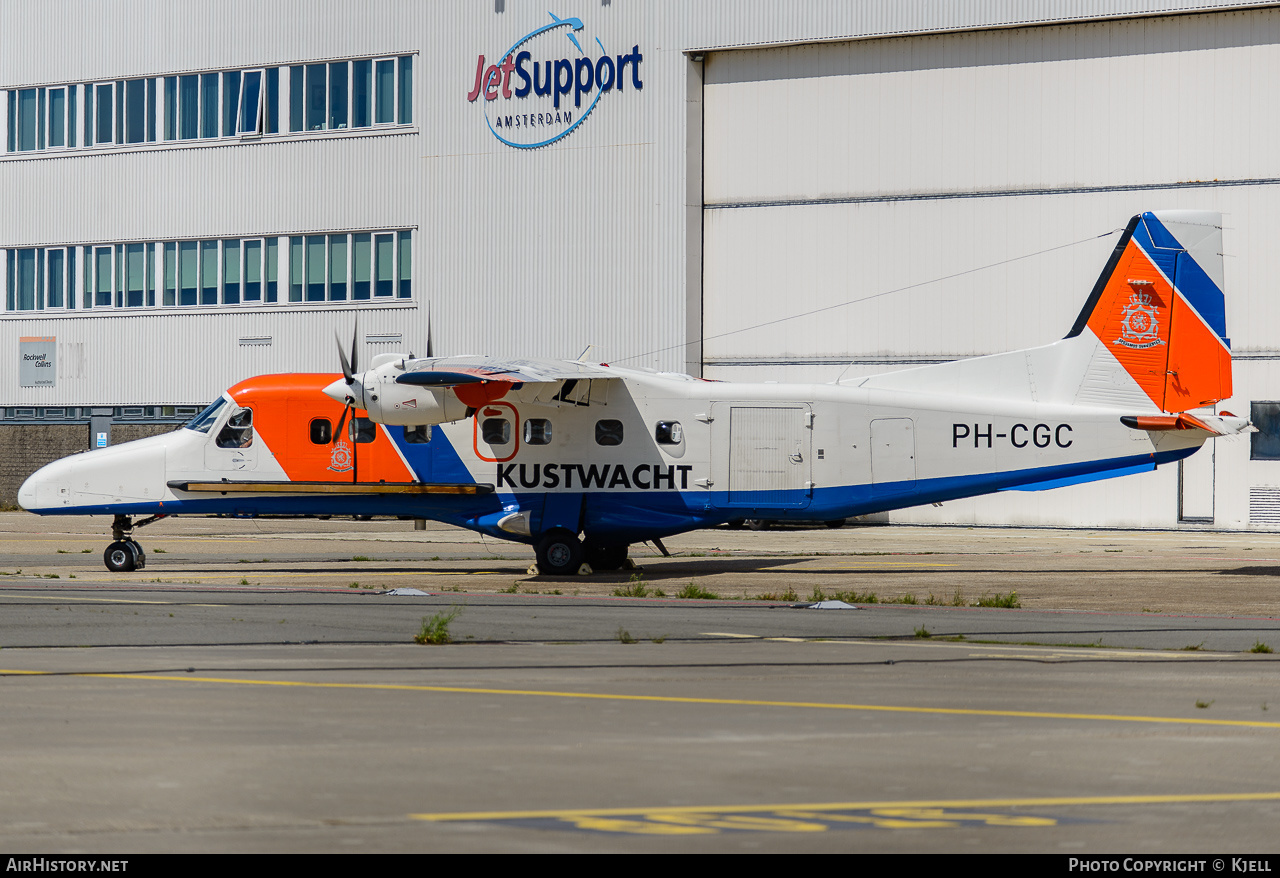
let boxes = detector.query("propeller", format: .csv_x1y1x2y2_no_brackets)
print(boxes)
332,319,361,481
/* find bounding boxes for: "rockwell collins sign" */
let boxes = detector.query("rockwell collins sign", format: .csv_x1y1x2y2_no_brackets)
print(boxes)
19,336,55,387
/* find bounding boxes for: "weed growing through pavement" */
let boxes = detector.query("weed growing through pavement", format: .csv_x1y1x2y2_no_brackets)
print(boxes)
414,608,462,645
975,591,1021,608
613,574,652,598
676,582,719,600
1250,641,1274,654
616,627,637,644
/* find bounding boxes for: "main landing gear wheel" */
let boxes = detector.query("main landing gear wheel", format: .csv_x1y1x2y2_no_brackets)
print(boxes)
584,542,629,572
535,528,584,576
104,540,142,573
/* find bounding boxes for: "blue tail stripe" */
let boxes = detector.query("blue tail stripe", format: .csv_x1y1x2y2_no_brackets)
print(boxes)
1137,212,1228,343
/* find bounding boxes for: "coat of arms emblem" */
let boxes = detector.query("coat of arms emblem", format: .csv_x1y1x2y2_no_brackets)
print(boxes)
1115,286,1166,350
328,441,354,473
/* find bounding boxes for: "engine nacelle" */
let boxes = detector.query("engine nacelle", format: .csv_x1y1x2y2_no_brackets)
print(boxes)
362,372,470,426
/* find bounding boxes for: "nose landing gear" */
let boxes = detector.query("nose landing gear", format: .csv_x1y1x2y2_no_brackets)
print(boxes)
102,513,166,573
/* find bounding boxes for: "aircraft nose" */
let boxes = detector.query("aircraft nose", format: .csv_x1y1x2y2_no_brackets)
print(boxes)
17,471,39,511
17,456,73,512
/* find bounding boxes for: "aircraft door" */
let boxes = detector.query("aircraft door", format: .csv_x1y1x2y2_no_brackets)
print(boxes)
870,418,916,494
710,403,812,509
204,406,258,472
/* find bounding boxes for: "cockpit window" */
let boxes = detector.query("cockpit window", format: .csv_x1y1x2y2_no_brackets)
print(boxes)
185,396,229,434
215,408,254,448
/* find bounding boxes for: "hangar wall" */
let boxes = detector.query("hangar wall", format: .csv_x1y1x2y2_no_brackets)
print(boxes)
699,7,1280,529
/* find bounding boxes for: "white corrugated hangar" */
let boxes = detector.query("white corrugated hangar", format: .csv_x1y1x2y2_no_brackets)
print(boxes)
4,0,1280,528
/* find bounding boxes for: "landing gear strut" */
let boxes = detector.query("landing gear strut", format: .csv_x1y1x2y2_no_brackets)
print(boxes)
102,513,165,573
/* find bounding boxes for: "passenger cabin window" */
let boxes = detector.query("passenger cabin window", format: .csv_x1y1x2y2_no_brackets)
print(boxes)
595,419,624,446
524,418,552,445
310,418,332,444
215,408,253,448
655,421,683,445
352,417,376,443
404,424,430,443
482,418,511,445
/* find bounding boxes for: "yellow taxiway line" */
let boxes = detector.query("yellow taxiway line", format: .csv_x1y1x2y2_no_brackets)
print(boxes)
3,671,1279,730
410,790,1280,823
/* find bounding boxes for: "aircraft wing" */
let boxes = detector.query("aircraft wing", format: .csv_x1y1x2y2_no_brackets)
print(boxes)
330,355,628,425
393,357,616,389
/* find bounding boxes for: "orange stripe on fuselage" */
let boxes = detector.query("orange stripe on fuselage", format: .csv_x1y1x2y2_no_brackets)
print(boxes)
227,374,415,483
1085,240,1230,413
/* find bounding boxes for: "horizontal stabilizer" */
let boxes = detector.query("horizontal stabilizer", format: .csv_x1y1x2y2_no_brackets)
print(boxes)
1119,412,1252,436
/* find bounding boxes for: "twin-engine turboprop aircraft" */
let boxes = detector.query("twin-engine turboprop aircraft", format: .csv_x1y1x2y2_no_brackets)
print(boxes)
20,211,1250,575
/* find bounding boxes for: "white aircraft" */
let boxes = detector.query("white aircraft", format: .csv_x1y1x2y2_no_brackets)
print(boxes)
20,210,1248,575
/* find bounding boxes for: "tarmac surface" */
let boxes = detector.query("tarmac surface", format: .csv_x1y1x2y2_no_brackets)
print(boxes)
2,512,1279,853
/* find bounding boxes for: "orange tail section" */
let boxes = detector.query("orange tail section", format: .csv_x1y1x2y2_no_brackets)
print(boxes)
1067,211,1231,413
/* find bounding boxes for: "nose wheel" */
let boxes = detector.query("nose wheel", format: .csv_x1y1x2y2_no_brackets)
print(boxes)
104,540,145,573
101,514,164,573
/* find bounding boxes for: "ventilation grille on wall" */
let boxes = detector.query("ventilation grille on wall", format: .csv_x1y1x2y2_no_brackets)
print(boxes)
1249,487,1280,525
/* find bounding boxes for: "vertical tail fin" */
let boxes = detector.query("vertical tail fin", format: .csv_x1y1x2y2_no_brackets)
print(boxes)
1066,211,1231,413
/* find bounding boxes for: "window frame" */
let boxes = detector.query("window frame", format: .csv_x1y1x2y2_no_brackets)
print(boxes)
5,230,411,314
6,53,414,156
1251,402,1280,461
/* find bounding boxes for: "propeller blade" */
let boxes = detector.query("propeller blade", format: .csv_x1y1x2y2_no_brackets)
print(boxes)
333,401,351,446
335,330,354,385
425,303,434,359
350,315,360,377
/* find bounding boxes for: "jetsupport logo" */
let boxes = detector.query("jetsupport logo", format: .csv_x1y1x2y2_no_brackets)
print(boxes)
466,11,643,149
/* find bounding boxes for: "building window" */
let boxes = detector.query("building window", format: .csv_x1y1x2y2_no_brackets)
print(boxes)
4,54,414,156
1251,402,1280,460
3,229,412,314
